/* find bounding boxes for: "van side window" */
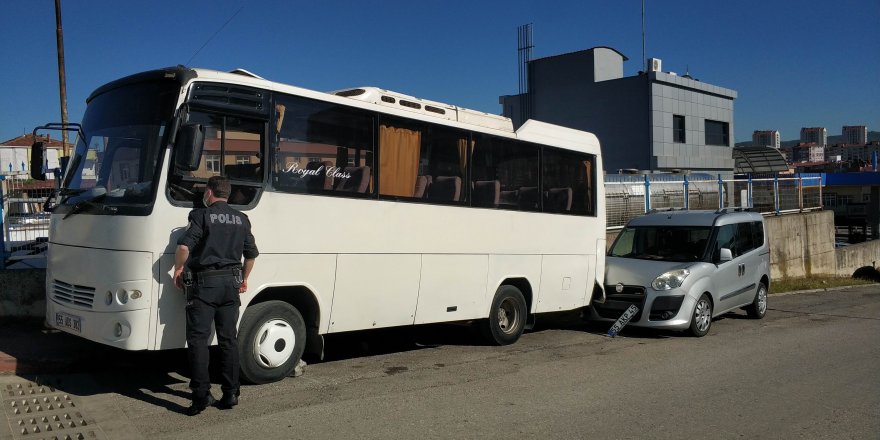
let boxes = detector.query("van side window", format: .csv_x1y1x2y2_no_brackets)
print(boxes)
752,221,764,248
735,222,755,256
714,224,737,259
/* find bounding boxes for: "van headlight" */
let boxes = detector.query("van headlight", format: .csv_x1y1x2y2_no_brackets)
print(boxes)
652,269,690,290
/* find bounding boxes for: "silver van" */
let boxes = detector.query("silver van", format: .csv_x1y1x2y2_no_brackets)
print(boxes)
593,209,770,336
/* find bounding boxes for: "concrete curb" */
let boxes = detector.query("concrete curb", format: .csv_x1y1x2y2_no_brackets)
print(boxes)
770,283,875,297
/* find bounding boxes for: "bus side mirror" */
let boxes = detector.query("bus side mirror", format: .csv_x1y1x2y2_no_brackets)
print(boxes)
174,124,205,171
718,248,733,263
30,141,47,180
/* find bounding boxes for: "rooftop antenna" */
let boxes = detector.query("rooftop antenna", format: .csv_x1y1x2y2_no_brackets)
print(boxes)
187,5,244,65
641,0,646,72
517,23,534,125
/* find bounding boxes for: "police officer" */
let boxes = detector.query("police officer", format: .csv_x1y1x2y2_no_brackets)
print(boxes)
173,175,258,416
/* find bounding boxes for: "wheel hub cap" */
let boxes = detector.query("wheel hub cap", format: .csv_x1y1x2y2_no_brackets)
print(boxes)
694,299,711,332
498,298,519,334
253,318,295,368
758,287,767,314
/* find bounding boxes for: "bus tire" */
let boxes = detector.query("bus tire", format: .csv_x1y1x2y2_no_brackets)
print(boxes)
238,300,306,384
480,285,527,345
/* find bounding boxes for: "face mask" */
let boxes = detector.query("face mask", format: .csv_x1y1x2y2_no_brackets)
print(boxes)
202,190,211,207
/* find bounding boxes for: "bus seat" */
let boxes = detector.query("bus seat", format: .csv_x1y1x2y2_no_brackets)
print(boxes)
499,189,518,207
224,163,261,181
517,186,539,210
334,166,372,193
413,175,432,198
546,187,573,212
472,180,500,207
228,186,257,205
306,161,334,191
427,176,461,202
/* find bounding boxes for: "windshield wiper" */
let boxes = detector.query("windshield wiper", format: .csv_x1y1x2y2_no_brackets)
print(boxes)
57,187,90,205
63,193,107,219
60,188,88,195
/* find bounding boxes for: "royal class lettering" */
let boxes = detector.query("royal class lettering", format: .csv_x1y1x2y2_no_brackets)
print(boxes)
210,213,243,225
281,163,351,180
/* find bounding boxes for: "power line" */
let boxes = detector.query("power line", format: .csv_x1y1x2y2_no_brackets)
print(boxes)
186,5,245,65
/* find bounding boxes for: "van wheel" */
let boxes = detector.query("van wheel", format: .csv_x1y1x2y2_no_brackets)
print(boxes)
238,300,306,384
688,294,713,337
746,283,768,319
480,285,527,345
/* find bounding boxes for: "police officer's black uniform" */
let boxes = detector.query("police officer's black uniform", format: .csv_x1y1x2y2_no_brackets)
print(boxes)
178,199,258,415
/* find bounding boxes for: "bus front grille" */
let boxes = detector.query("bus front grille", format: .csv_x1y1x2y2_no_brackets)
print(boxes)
52,279,96,308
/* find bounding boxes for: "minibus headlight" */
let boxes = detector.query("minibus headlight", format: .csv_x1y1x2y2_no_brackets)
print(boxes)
652,269,690,290
116,289,129,305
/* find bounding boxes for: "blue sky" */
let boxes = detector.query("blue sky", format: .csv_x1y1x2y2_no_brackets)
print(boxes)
1,0,878,144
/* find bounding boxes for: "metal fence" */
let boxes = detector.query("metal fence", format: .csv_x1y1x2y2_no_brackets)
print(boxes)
1,175,54,268
0,172,826,268
606,173,823,229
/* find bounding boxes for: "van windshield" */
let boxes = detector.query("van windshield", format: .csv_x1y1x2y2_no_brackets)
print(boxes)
609,226,712,262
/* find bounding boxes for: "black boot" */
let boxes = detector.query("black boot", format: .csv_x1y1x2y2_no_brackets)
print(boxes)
186,393,216,416
216,390,240,410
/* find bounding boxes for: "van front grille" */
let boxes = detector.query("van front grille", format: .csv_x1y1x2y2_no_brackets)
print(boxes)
52,279,96,308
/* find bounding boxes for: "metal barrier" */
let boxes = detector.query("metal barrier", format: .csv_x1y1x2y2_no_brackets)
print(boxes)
1,175,53,269
605,173,823,229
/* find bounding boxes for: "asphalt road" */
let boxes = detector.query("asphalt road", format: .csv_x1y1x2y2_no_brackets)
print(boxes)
2,286,878,440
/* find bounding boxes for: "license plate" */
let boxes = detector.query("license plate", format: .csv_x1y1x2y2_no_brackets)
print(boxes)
607,304,639,337
55,312,82,333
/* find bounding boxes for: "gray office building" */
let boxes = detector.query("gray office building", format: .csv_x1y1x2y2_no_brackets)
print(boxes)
500,47,737,175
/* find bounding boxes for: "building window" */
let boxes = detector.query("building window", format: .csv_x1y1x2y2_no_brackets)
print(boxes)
673,115,685,143
206,155,220,173
705,120,729,146
235,155,250,165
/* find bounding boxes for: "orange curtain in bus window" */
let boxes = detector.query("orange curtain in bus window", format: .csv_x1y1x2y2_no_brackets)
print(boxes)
584,159,593,213
457,138,473,177
379,125,421,197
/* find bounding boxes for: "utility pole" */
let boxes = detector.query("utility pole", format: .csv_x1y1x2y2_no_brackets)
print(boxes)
55,0,70,157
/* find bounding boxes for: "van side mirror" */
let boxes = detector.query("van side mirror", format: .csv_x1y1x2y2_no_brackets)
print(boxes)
174,124,205,171
718,248,733,263
30,141,47,180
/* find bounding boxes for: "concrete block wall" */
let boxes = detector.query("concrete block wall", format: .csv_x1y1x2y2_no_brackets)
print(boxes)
835,240,880,277
765,210,837,279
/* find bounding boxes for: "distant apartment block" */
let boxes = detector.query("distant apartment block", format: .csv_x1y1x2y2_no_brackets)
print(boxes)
752,130,780,148
842,125,868,145
790,142,825,163
800,127,827,147
826,141,880,163
499,47,737,174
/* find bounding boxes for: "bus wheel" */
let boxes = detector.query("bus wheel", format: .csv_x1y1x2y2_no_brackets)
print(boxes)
480,285,527,345
238,300,306,384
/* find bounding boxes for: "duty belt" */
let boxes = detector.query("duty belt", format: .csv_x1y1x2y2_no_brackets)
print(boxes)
195,267,242,285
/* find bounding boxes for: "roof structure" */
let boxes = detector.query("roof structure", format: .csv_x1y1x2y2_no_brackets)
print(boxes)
733,146,789,174
1,134,68,149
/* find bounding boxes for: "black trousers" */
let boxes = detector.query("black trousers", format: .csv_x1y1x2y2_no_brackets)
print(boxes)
185,276,240,400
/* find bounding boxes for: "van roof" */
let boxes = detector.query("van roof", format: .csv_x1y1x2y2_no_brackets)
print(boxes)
626,210,763,227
